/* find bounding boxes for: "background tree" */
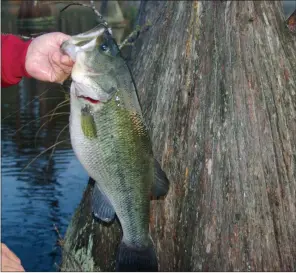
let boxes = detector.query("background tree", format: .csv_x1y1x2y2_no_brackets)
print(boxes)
61,1,296,271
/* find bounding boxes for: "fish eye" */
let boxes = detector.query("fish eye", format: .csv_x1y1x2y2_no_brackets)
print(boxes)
100,43,108,51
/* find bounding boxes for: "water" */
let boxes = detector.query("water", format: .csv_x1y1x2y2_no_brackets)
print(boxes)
1,1,138,271
2,80,89,271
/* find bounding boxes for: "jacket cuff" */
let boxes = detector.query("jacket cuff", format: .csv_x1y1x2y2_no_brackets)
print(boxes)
1,35,32,87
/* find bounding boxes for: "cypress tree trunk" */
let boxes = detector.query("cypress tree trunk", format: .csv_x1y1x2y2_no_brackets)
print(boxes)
61,1,296,271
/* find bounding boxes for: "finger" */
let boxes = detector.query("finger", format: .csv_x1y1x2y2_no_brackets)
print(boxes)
48,52,70,83
53,62,73,76
2,252,21,265
52,52,73,68
1,244,21,264
1,255,25,271
55,32,72,46
2,252,21,264
52,54,73,74
2,265,25,272
60,55,74,66
51,64,72,84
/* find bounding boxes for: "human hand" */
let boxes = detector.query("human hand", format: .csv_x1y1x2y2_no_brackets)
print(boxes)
1,243,25,272
25,32,74,84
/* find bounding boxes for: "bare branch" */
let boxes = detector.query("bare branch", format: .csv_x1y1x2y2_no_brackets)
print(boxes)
89,0,108,26
119,21,151,50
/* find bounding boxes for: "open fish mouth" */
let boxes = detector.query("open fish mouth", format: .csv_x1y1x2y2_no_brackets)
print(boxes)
78,95,100,104
71,81,112,104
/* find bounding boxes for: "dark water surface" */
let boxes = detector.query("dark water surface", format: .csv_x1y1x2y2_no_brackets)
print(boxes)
1,2,136,271
2,80,88,272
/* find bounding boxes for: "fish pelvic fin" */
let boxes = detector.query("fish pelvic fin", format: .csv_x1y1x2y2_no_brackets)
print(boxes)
92,183,116,223
151,159,170,198
116,238,158,272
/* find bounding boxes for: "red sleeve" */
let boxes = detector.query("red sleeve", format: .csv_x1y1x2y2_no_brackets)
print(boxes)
1,34,32,87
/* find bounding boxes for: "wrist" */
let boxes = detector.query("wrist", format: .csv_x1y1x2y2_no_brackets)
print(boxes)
22,39,33,78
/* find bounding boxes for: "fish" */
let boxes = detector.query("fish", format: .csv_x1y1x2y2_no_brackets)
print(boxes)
61,24,169,272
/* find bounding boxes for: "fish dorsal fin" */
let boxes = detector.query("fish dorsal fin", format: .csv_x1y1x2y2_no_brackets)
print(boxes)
151,159,170,198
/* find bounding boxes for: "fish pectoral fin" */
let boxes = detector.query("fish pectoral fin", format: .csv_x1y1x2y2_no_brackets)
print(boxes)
92,183,116,223
151,159,170,198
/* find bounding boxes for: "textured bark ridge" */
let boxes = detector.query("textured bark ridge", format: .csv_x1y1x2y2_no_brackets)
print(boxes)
61,1,296,271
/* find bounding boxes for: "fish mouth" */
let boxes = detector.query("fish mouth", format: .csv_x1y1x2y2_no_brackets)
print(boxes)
78,95,100,104
71,81,111,104
61,25,106,60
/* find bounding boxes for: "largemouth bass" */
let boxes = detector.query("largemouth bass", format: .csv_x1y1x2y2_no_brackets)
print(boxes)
61,24,169,271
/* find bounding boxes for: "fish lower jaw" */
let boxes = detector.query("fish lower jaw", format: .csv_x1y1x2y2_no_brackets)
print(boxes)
70,80,101,103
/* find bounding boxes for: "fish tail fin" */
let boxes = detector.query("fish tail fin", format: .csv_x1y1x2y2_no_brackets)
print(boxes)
116,238,158,272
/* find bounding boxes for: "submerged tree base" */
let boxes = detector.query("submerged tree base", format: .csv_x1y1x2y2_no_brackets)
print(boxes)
61,179,121,272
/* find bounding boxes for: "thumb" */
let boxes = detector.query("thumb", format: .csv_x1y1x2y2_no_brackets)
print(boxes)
54,32,72,47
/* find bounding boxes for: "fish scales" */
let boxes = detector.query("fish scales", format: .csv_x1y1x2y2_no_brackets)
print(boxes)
71,89,153,245
62,24,170,271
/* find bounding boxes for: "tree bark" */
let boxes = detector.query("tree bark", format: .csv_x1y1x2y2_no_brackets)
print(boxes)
61,1,296,271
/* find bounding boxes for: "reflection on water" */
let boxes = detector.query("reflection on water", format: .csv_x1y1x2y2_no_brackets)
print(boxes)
2,76,88,272
1,1,139,271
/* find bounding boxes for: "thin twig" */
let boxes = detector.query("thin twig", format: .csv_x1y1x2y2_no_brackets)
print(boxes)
46,124,70,171
2,88,51,121
21,140,69,171
53,224,83,271
53,224,64,245
89,0,108,26
62,247,84,272
58,1,108,27
119,20,152,50
54,262,61,271
34,111,68,149
14,112,69,134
